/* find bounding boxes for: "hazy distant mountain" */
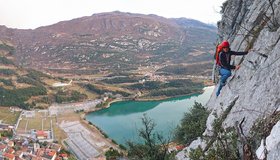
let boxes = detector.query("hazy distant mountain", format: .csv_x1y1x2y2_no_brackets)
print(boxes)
172,18,217,31
0,11,217,75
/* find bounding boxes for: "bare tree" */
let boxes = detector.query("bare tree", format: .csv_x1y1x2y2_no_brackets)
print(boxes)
127,114,173,160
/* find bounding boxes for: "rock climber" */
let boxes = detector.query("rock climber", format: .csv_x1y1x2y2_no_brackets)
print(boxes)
216,40,248,96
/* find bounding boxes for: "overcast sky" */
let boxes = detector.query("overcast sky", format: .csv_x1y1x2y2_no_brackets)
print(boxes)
0,0,227,29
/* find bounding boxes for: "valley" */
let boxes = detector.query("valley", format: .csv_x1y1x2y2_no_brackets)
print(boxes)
0,11,216,159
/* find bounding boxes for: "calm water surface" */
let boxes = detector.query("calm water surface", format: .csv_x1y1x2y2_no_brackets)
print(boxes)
86,86,214,146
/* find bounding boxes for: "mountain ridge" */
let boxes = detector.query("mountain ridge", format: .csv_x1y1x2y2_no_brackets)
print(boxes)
0,11,216,76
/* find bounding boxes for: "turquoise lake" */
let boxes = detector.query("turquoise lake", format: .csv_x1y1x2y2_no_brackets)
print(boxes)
86,86,214,146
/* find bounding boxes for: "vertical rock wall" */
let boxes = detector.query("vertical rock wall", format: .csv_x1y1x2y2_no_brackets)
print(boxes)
177,0,280,159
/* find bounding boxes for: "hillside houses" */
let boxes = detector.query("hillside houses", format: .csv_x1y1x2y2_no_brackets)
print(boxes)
0,136,67,160
0,124,14,131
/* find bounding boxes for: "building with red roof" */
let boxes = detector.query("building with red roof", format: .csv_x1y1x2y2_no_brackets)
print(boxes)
0,144,7,152
3,152,15,160
6,147,15,154
36,130,48,140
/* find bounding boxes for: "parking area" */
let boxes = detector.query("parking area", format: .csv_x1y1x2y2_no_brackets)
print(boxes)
60,121,105,159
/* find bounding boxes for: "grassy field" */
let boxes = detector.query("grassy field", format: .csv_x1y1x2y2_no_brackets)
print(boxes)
16,110,80,143
17,119,28,133
0,107,21,125
17,111,54,132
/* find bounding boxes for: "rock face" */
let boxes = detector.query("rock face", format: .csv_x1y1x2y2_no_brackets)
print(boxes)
177,0,280,159
0,12,216,74
265,121,280,159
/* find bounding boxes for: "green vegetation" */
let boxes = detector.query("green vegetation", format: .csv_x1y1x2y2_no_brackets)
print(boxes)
127,79,204,98
101,76,140,84
128,81,161,90
174,102,209,145
0,69,16,75
29,96,52,108
149,87,201,97
26,69,51,80
0,86,47,108
105,147,123,160
0,43,15,54
107,72,134,77
86,84,109,95
0,56,14,65
189,126,239,160
0,66,56,108
55,90,87,103
96,100,110,108
0,130,13,138
127,114,174,160
163,79,202,88
249,111,280,152
0,79,13,86
17,76,41,86
59,148,72,155
188,98,241,160
86,84,131,97
119,144,127,150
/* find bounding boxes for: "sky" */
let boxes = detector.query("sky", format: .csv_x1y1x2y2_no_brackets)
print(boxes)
0,0,227,29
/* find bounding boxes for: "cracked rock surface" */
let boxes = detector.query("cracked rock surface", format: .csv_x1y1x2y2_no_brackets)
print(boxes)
177,0,280,159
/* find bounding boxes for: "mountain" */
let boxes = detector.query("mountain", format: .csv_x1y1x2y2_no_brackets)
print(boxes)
172,18,217,31
0,41,98,109
177,0,280,159
0,12,217,76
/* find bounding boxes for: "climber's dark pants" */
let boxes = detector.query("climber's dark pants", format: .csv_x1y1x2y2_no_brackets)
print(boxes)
216,68,231,96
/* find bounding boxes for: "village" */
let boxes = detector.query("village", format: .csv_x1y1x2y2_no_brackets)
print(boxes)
0,121,67,160
0,91,189,160
0,97,122,160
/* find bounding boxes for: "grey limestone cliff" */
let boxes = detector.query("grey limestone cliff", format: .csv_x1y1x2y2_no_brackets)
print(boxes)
177,0,280,159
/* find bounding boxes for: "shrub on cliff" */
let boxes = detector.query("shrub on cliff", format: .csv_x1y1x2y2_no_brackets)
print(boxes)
105,147,123,160
127,114,174,160
174,102,209,145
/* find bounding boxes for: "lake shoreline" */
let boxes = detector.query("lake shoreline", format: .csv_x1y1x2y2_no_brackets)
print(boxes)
84,86,214,147
82,92,202,150
134,90,203,101
86,87,209,114
80,113,127,153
